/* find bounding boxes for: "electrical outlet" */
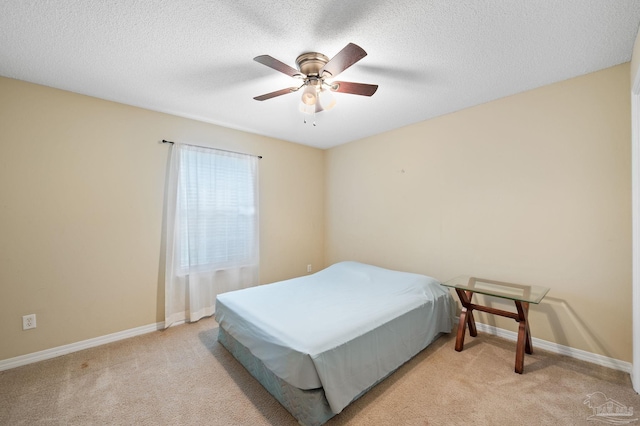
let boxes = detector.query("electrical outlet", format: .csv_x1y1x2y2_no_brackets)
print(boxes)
307,264,312,273
22,314,36,330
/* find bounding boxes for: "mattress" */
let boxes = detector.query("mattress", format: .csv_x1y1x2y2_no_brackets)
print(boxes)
215,261,454,415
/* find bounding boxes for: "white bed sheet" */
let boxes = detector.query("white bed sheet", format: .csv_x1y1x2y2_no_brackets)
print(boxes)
215,261,454,414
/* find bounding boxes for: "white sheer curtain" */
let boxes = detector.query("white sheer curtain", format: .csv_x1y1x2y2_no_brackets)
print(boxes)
164,143,259,328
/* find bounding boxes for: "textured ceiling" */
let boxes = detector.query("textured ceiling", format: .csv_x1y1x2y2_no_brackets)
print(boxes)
1,1,640,149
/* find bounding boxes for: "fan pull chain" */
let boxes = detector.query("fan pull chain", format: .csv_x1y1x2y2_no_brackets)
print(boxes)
302,110,317,126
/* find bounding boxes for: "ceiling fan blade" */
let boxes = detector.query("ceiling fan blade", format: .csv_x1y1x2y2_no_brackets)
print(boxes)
253,87,299,101
320,43,367,78
254,55,303,78
329,81,378,96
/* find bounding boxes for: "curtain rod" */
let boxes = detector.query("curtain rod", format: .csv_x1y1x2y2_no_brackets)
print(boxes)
162,140,262,159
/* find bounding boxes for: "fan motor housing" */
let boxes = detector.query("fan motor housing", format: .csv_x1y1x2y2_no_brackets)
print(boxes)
296,52,329,76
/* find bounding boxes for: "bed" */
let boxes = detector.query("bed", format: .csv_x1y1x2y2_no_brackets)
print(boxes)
214,261,455,425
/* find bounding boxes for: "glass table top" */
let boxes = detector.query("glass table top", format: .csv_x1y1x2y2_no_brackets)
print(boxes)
442,276,550,304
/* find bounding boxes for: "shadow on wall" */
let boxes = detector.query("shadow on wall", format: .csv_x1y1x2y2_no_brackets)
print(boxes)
536,296,615,360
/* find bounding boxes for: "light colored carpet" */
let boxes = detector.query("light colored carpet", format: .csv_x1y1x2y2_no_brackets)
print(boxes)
1,317,639,425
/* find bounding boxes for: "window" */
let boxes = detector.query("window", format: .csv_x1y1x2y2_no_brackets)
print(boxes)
177,145,258,273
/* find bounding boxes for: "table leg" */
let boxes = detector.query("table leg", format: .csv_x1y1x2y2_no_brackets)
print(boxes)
454,289,477,352
455,309,468,352
514,301,531,374
465,290,478,338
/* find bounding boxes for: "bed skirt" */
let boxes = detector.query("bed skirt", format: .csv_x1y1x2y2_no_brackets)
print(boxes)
217,326,448,425
217,326,335,426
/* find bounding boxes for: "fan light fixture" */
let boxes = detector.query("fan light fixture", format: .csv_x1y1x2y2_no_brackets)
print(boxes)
298,78,336,118
301,82,318,106
319,88,336,111
252,43,378,123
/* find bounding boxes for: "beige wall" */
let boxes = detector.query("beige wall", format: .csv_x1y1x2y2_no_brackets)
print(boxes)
0,77,324,361
325,64,632,361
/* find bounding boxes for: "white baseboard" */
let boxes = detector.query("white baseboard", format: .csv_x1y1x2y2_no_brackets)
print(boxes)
0,320,632,374
473,321,632,374
0,322,165,372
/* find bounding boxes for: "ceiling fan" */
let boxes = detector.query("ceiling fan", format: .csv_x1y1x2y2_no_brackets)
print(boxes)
253,42,378,114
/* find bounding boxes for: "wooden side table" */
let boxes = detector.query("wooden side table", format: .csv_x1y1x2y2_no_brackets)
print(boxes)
441,276,549,374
